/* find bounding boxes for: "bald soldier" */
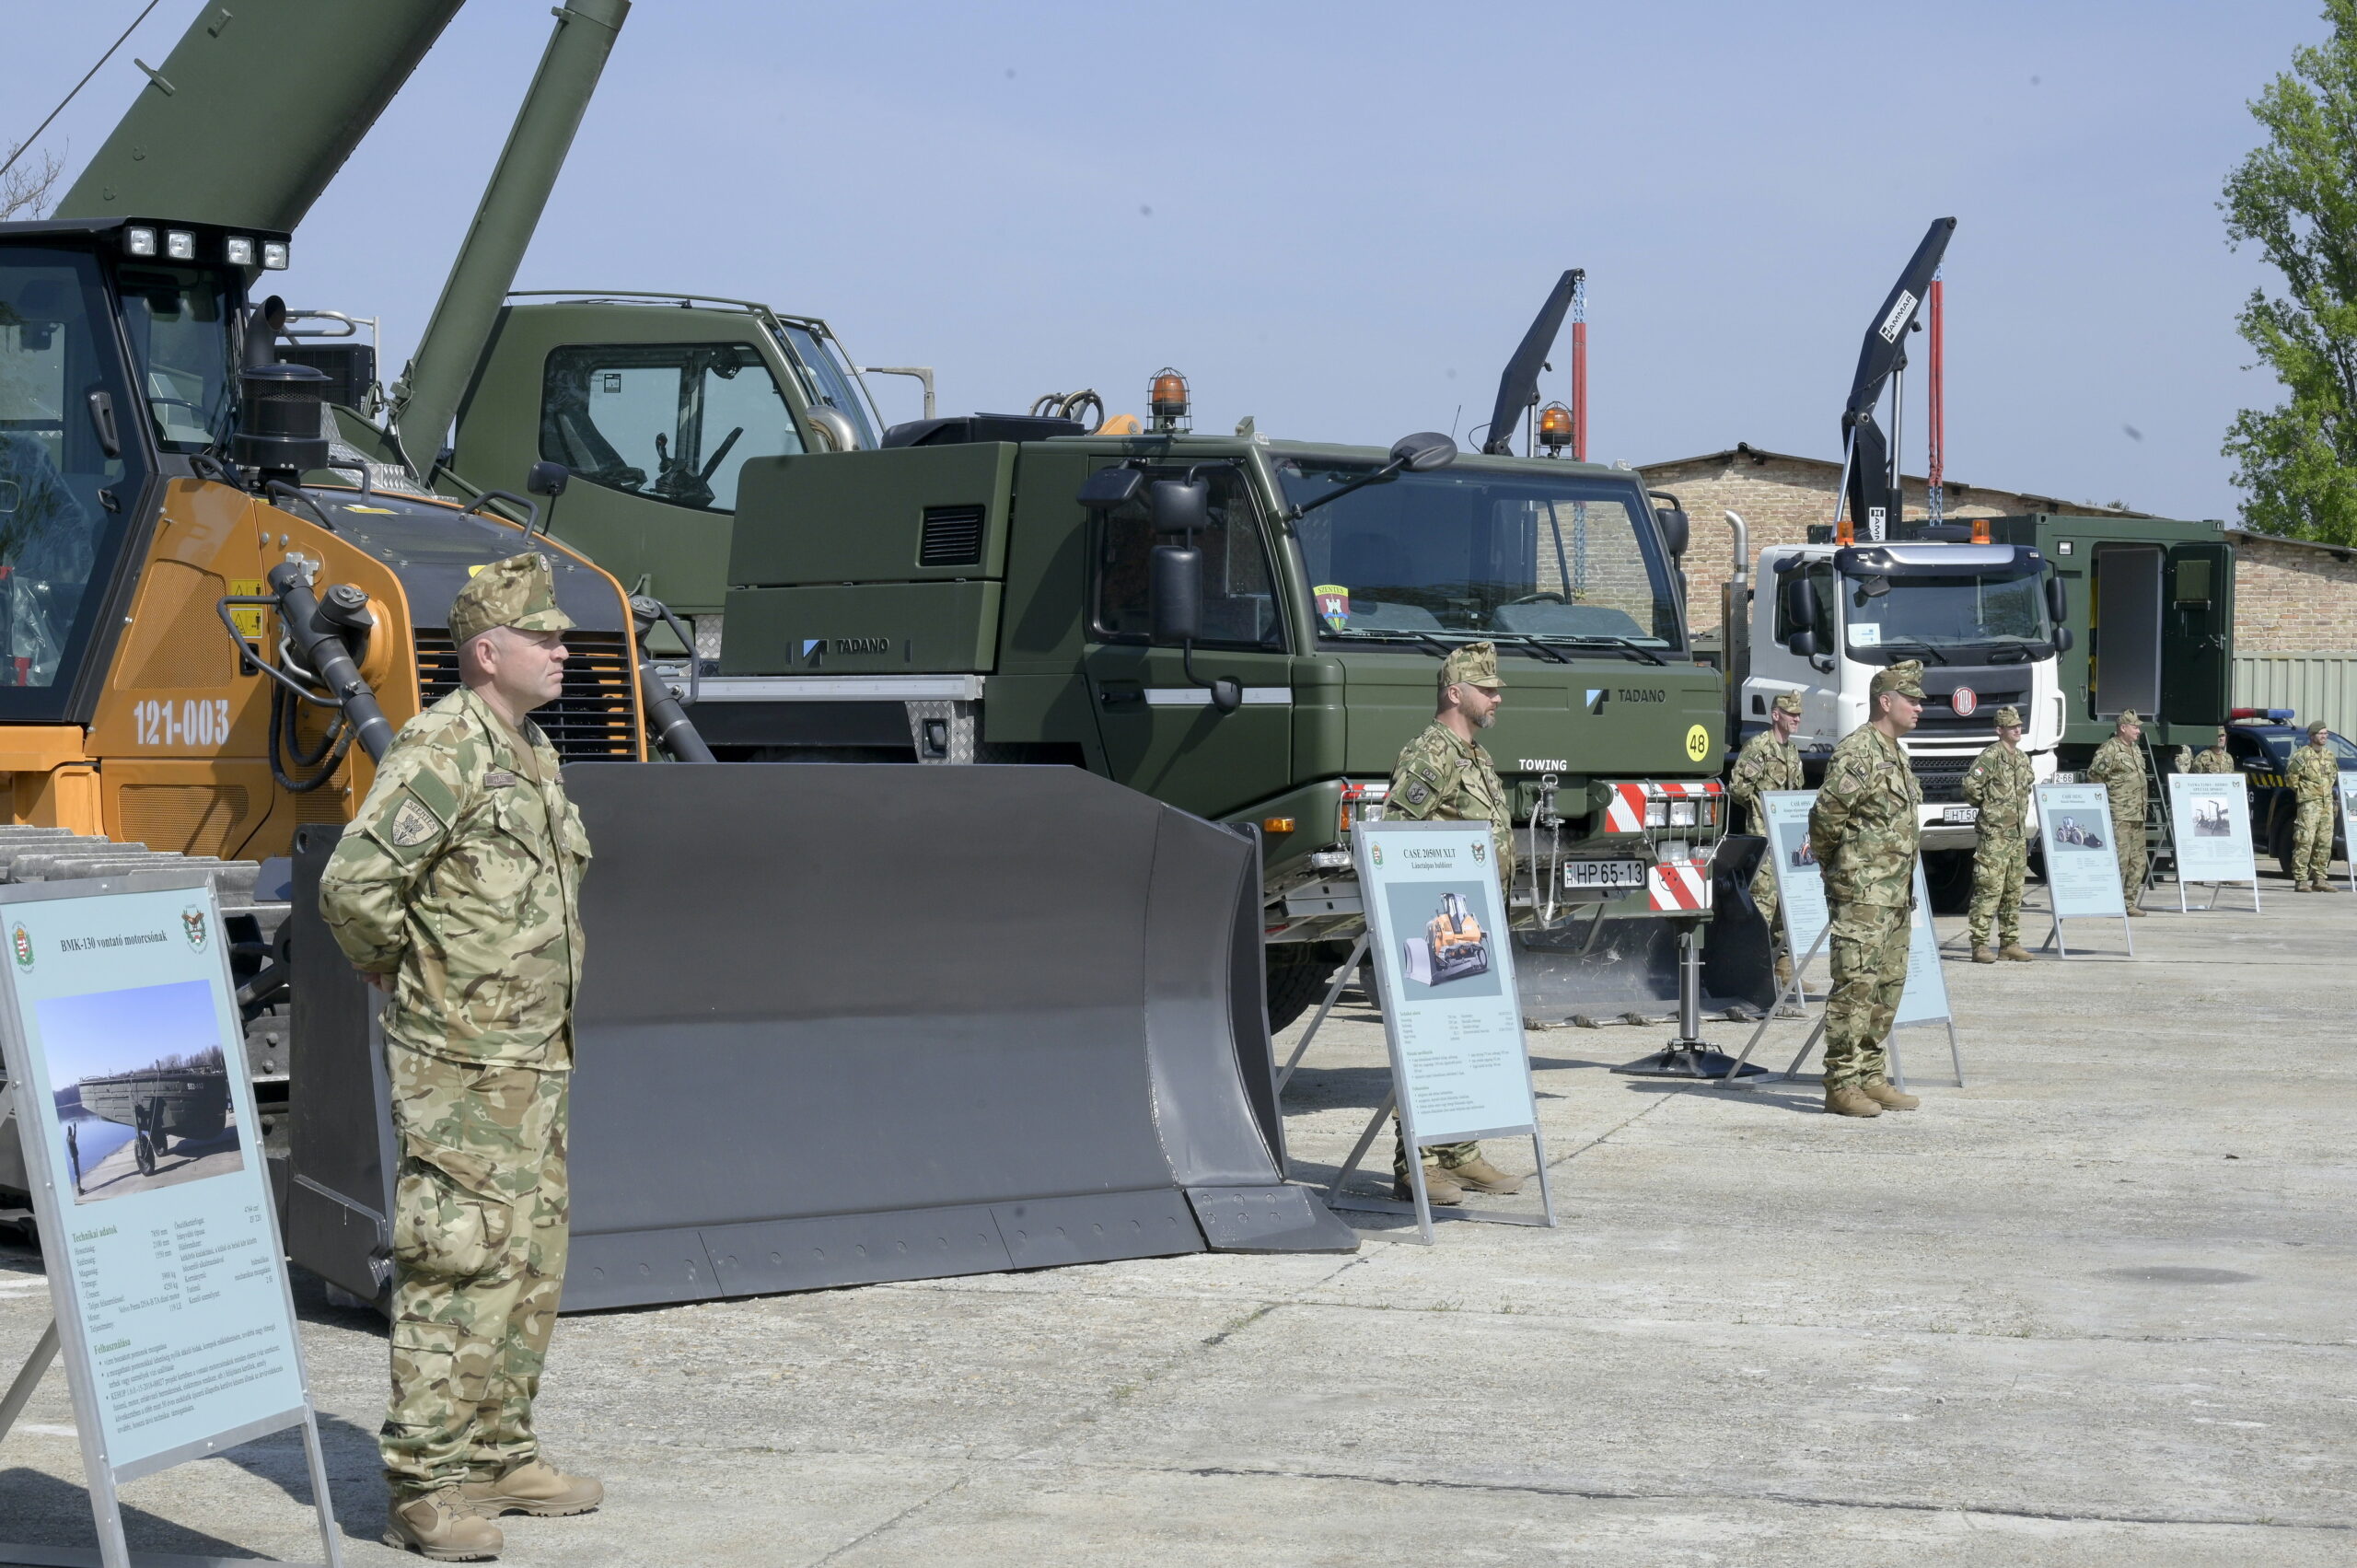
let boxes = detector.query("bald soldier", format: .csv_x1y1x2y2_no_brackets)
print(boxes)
2287,718,2342,891
2083,710,2152,915
320,554,601,1561
1807,660,1926,1118
1730,692,1806,988
1383,642,1527,1205
1962,705,2036,964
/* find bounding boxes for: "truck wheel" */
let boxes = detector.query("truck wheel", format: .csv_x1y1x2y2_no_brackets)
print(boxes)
1922,848,1974,914
1263,945,1335,1032
134,1135,156,1177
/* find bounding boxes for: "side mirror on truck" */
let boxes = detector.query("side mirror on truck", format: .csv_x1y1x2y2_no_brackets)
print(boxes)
1148,477,1211,535
1647,491,1689,558
2046,574,2068,621
1149,544,1202,644
1780,575,1819,656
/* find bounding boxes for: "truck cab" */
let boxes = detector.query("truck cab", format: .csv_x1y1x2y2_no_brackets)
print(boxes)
1748,539,2066,850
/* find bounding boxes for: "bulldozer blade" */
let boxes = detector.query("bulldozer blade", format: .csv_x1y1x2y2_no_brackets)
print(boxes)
1514,836,1777,1026
285,764,1355,1313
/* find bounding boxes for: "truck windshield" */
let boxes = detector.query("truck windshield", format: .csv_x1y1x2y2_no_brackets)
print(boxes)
1275,460,1681,653
772,320,879,451
116,265,236,454
1840,569,2051,664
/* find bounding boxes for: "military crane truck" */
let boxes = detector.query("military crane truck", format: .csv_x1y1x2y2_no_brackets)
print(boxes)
424,279,1765,1028
3,0,1356,1304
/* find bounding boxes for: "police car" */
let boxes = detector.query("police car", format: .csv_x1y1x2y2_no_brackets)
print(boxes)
2219,709,2357,877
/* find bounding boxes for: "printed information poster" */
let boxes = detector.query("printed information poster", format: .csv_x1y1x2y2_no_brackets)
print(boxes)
0,880,312,1481
1355,822,1538,1145
2341,779,2357,889
2035,784,2127,919
2166,772,2258,886
1893,859,1954,1028
1761,791,1829,958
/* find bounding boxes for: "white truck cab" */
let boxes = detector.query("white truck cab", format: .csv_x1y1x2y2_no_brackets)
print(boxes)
1744,540,2065,852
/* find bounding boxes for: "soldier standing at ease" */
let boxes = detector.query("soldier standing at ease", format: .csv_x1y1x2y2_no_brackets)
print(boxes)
320,554,601,1562
1731,691,1806,989
1384,642,1527,1205
2084,710,2151,915
2287,718,2342,891
1963,705,2037,965
2189,727,2235,774
1807,661,1926,1119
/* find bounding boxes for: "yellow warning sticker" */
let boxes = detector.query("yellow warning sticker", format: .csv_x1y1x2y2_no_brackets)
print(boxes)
228,579,266,640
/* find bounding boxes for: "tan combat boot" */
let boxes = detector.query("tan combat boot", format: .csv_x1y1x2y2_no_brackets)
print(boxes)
2292,883,2312,892
1859,1079,1921,1110
387,1487,503,1562
2124,905,2147,917
1394,1163,1464,1205
1824,1086,1883,1118
1444,1155,1526,1194
1999,943,2036,962
461,1458,604,1518
1971,944,1997,964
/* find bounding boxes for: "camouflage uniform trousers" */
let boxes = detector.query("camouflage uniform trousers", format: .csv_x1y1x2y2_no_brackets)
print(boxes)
2112,799,2148,905
383,1042,570,1498
2293,798,2337,884
1821,900,1911,1090
1749,856,1780,935
1967,834,2027,948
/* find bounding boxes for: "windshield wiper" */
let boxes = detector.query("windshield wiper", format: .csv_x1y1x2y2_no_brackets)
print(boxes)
1985,643,2038,665
1870,637,1948,666
1485,632,1571,665
1544,634,1668,667
1328,628,1454,660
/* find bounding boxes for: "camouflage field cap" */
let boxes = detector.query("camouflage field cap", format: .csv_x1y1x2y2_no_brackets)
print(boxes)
2309,718,2331,737
449,552,574,645
1771,691,1805,715
1869,659,1925,700
1993,705,2023,728
2117,708,2141,727
1441,641,1505,691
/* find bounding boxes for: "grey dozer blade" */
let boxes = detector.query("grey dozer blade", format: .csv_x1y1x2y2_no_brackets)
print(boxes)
284,763,1355,1312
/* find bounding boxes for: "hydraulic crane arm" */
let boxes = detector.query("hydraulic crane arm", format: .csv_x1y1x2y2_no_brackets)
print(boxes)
1839,217,1955,538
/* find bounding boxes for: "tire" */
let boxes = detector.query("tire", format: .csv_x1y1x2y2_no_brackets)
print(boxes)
134,1135,156,1177
1922,848,1975,914
1263,945,1334,1032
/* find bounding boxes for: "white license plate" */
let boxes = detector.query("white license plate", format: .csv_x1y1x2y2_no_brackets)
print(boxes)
1564,859,1647,889
1942,806,1980,824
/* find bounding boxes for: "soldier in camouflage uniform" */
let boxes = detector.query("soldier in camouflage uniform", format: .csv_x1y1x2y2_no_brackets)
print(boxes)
1383,642,1525,1205
2084,711,2151,915
319,554,601,1561
1807,661,1926,1119
1962,705,2037,964
1731,691,1806,989
2189,728,2235,774
2287,718,2342,891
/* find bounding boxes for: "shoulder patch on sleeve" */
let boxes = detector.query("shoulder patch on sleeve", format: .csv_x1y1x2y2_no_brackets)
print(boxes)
389,796,442,847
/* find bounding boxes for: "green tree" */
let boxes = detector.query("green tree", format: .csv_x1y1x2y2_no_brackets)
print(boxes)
2223,0,2357,545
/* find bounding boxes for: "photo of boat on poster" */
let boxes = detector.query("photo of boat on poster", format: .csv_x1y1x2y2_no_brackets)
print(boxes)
39,978,244,1203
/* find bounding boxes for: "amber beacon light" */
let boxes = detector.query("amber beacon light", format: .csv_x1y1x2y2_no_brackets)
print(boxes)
1149,367,1190,432
1538,401,1574,455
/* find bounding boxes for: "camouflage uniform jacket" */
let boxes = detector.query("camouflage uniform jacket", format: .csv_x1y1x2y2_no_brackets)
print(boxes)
1728,729,1804,835
319,687,591,1069
2287,740,2340,805
2189,746,2235,774
1388,720,1516,885
1807,724,1921,907
1960,740,2034,841
2084,735,2148,821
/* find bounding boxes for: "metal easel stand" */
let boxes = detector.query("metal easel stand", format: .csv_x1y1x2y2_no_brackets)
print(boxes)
0,1319,345,1568
1321,1089,1558,1245
1709,922,1831,1089
2177,877,2261,913
2034,894,2134,959
1274,933,1371,1096
1610,915,1769,1081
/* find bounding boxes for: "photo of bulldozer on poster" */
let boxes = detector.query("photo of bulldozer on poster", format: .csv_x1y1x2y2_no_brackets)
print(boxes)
1381,882,1505,1000
1399,890,1494,988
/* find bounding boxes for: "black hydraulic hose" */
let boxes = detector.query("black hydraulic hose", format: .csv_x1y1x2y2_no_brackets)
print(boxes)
270,562,395,762
628,595,714,763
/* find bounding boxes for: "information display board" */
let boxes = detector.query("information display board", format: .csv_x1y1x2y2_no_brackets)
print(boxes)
0,873,340,1568
2034,783,2132,954
2342,779,2357,894
2165,772,2260,910
1327,819,1554,1242
1760,790,1829,964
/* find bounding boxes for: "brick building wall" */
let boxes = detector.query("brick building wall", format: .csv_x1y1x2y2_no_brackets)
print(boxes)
2226,528,2357,653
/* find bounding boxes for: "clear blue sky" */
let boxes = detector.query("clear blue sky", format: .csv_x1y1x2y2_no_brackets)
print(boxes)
8,1,2328,520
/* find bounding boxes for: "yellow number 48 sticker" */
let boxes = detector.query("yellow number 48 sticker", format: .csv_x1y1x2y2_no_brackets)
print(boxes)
1684,724,1713,762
